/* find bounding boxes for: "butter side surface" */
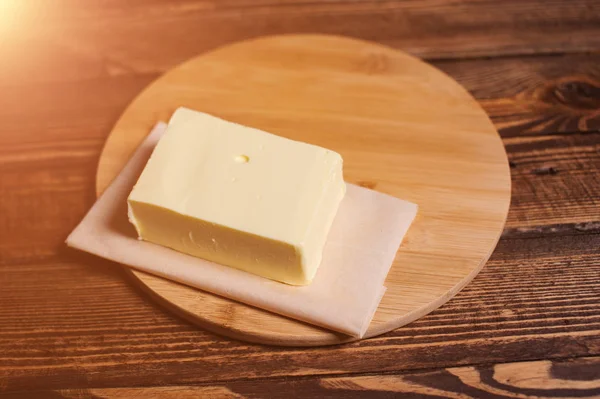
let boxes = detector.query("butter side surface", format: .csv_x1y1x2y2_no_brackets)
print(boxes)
127,108,346,285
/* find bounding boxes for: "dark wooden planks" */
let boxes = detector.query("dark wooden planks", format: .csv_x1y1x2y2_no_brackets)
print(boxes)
2,0,600,87
0,75,156,147
436,53,600,135
0,0,599,393
3,357,599,398
10,357,594,398
503,133,600,234
1,234,598,391
0,76,156,264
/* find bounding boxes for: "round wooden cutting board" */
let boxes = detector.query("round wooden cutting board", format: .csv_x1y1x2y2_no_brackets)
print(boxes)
97,35,511,346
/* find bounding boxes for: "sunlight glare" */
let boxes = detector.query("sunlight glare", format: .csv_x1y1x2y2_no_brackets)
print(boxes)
0,0,28,37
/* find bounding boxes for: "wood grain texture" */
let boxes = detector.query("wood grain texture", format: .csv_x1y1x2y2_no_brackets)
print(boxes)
1,128,593,385
504,133,600,234
1,131,596,266
0,76,155,264
1,234,599,391
1,54,598,263
1,53,597,154
3,0,600,88
0,47,598,376
96,34,511,345
0,244,598,392
436,54,600,136
7,357,597,398
1,0,599,393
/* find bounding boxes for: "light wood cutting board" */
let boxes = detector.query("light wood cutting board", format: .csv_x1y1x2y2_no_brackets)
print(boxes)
97,34,511,346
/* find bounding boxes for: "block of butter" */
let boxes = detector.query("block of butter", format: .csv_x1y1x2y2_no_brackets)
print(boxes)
127,108,346,285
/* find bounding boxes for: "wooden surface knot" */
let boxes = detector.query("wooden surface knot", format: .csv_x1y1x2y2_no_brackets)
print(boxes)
539,77,600,113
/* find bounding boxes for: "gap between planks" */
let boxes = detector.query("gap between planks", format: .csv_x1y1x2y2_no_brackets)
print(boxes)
1,354,598,395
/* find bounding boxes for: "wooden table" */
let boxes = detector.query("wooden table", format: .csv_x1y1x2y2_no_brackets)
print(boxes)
1,1,599,397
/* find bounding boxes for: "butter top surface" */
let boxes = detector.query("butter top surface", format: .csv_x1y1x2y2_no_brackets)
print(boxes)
128,107,344,246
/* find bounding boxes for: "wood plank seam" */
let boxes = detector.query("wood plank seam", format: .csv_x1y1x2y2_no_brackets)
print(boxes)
1,355,598,395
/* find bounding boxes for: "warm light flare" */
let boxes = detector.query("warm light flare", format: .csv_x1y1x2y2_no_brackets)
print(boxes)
0,0,28,37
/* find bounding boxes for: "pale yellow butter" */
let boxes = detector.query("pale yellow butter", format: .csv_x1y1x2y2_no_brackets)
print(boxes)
127,108,346,285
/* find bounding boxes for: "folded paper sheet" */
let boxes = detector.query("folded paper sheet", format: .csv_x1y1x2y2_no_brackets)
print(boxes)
67,123,417,337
